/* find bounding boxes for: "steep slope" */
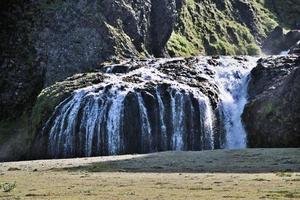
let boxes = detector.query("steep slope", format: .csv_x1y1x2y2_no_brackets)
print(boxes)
167,0,277,56
263,0,300,29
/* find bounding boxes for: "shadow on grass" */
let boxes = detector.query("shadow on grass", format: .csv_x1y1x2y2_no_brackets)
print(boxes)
64,148,300,173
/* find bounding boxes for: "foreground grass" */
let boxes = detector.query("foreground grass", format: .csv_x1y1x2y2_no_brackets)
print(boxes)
0,149,299,199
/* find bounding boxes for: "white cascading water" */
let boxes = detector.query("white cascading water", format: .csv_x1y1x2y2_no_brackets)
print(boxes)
171,91,184,150
280,50,290,56
213,57,258,149
106,89,126,155
43,56,258,158
156,88,167,149
199,96,215,149
136,92,152,152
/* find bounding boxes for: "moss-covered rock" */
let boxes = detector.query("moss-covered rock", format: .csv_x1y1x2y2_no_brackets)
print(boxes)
1,0,296,123
31,73,106,136
167,0,277,56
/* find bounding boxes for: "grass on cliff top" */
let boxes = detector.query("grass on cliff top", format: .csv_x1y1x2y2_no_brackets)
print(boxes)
261,0,300,29
167,0,276,56
0,149,299,199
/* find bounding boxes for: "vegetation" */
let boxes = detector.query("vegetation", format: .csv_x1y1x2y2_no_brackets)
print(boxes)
0,182,16,193
167,0,277,56
0,149,299,199
262,0,300,29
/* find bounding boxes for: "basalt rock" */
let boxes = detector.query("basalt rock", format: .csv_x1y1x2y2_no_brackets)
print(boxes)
1,0,299,161
0,0,292,123
243,56,300,147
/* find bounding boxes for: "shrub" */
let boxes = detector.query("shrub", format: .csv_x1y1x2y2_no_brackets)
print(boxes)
1,182,16,192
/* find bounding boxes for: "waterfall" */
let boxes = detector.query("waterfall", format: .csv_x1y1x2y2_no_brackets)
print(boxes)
213,57,257,149
136,92,152,153
156,88,167,150
171,90,184,150
199,96,214,149
106,89,126,155
41,56,258,158
280,50,289,56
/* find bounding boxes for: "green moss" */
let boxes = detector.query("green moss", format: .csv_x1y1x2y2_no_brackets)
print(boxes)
246,44,261,55
167,32,201,56
263,102,273,115
31,73,105,136
167,0,278,56
209,39,237,55
250,0,278,37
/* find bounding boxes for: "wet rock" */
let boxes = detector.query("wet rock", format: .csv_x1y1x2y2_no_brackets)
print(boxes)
289,41,300,55
243,56,300,147
262,26,300,55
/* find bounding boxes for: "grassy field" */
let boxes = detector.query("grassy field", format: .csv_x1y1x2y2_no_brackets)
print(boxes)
0,148,299,199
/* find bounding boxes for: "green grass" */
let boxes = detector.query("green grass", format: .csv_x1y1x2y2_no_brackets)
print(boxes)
167,0,277,56
0,149,299,199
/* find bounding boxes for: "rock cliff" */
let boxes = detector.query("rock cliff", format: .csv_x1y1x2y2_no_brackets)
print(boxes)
243,56,300,147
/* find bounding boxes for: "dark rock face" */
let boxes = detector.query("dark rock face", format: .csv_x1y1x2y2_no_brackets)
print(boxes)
262,26,300,55
243,56,300,147
0,0,44,120
289,41,300,55
234,0,258,38
150,0,177,57
0,0,180,121
33,0,179,86
264,0,300,29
